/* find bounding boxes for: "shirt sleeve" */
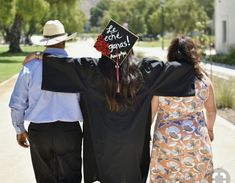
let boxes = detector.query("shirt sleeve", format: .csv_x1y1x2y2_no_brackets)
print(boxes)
41,54,98,93
140,58,195,97
9,66,30,134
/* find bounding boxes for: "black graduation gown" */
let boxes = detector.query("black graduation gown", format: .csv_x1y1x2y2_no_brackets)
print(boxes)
41,55,195,183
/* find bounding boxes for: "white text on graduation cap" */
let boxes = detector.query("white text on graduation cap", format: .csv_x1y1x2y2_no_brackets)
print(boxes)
104,24,131,53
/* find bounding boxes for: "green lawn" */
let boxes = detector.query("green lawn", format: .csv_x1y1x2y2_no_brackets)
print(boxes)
0,45,44,83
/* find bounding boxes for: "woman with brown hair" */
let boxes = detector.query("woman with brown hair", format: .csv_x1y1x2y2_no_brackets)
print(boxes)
24,50,195,183
23,18,196,181
38,50,195,183
150,36,216,183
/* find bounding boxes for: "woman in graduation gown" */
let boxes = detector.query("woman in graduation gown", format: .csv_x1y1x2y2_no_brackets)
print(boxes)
33,50,195,183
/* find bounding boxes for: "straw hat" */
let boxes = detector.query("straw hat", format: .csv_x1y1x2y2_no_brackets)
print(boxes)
34,20,77,46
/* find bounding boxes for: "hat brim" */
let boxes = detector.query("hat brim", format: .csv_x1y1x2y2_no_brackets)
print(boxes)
33,32,77,46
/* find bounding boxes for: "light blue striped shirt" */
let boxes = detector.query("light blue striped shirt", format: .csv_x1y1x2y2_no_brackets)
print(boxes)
9,48,83,134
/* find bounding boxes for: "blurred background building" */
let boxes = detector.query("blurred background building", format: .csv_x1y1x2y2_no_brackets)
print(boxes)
215,0,235,54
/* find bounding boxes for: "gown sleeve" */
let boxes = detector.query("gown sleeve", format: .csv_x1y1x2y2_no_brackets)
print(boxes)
41,54,98,93
140,58,195,97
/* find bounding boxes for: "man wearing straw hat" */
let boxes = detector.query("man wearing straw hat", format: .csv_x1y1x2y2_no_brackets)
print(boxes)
9,20,83,183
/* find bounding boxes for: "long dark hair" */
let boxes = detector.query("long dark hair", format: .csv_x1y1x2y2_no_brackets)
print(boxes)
99,50,143,112
167,36,204,79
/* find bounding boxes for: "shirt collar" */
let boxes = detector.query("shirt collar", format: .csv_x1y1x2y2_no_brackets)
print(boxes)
44,48,68,57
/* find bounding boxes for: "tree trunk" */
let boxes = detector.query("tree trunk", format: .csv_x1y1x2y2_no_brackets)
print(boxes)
2,27,11,43
8,14,23,53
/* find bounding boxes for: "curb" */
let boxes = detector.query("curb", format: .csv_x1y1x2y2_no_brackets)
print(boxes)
0,74,18,87
216,115,235,132
204,61,235,70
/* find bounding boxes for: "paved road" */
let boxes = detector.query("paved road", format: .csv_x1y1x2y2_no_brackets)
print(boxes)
0,40,235,182
0,77,35,183
134,46,235,80
0,40,99,183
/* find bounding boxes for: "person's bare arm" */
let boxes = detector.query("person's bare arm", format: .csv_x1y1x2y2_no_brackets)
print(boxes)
151,96,159,123
204,78,217,141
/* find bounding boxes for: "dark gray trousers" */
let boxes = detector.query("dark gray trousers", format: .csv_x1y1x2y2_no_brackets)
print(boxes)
28,121,83,183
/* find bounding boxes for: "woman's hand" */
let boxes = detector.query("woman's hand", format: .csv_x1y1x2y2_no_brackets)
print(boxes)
208,129,214,142
23,52,42,65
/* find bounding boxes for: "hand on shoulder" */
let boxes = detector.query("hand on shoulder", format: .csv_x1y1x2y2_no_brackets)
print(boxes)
23,52,42,65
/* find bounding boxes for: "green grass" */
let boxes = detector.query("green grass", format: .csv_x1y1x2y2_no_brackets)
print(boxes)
212,76,235,109
136,38,171,48
0,45,44,83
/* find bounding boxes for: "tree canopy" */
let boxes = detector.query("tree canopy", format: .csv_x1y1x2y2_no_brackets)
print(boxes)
89,0,212,35
0,0,86,52
0,0,214,52
0,0,15,28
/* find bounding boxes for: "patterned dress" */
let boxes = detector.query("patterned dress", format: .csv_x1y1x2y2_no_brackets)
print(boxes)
150,78,213,183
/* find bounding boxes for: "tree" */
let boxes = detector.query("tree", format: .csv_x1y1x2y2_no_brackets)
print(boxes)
148,10,162,34
45,0,86,33
0,0,86,53
90,0,112,27
0,0,15,43
11,0,49,52
148,0,208,34
0,0,49,53
144,0,160,34
196,0,214,20
102,0,148,34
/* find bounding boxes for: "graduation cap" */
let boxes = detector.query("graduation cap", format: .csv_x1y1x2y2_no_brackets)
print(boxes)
94,19,138,92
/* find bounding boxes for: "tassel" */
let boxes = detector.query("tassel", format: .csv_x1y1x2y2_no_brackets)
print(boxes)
116,48,120,93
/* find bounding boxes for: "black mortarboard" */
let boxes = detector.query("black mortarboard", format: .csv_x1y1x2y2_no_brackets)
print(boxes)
94,19,138,92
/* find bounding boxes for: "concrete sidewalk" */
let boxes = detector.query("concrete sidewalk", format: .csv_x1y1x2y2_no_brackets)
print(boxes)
1,78,235,182
213,116,235,182
1,40,234,182
0,78,35,183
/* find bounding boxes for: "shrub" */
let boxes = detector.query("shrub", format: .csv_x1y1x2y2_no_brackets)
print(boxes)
228,47,235,60
213,77,235,108
209,47,235,66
